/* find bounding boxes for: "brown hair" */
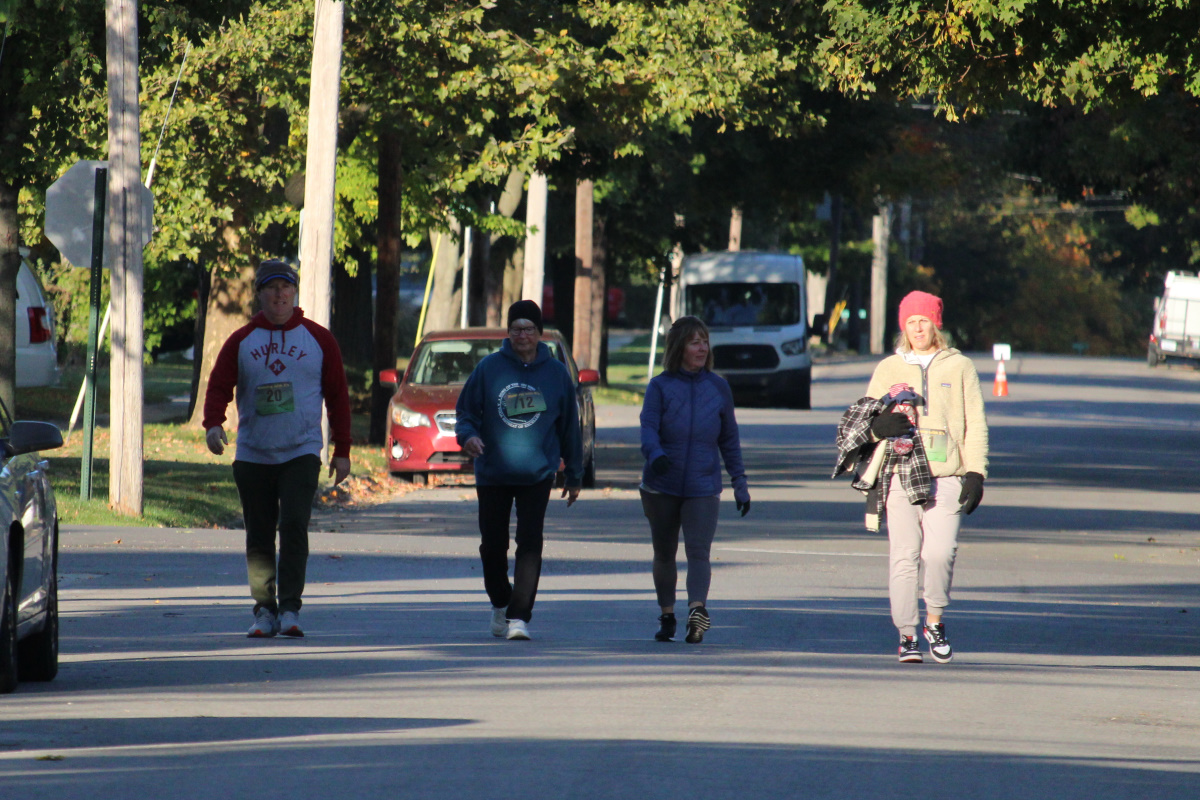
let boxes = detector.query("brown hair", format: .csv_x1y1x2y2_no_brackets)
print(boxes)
663,316,713,372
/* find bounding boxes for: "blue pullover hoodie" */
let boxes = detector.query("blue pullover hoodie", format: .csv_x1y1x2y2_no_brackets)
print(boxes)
456,339,583,487
640,368,749,501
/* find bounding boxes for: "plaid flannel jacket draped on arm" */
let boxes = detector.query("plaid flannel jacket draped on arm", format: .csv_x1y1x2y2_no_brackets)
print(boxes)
833,397,932,531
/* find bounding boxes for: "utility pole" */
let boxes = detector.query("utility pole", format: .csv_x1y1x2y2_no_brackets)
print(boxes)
298,0,344,329
870,203,892,355
573,179,594,368
105,0,144,515
523,172,548,303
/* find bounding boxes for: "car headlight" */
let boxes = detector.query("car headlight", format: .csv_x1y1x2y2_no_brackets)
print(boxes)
780,337,806,355
391,403,431,428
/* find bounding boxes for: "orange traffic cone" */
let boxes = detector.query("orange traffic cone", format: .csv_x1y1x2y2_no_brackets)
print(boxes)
993,360,1009,397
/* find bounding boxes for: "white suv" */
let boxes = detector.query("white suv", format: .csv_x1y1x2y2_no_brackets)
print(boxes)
16,250,59,387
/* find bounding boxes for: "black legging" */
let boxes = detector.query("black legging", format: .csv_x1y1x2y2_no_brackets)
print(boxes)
476,479,553,623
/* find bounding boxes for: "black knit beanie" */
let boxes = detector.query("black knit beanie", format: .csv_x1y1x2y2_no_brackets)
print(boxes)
507,299,543,333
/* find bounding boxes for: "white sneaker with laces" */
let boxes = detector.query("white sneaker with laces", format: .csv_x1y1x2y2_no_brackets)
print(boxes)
505,619,531,640
490,606,507,637
247,608,278,638
278,610,304,638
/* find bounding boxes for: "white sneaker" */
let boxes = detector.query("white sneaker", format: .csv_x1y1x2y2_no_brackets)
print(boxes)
278,610,304,638
505,619,531,640
490,606,507,637
247,608,278,638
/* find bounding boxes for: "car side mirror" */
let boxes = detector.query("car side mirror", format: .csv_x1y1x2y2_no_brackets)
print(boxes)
3,420,64,457
379,368,400,387
577,368,601,387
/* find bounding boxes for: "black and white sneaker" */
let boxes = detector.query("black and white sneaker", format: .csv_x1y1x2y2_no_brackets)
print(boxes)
923,622,953,663
685,606,710,644
655,613,677,642
898,635,923,663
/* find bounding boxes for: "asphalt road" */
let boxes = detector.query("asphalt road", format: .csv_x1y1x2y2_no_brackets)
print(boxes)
2,354,1198,799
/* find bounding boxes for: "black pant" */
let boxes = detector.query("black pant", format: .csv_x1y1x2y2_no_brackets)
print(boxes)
476,479,553,623
233,454,321,615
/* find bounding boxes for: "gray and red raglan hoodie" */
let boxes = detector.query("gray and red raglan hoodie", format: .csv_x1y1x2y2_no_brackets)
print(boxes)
202,308,352,465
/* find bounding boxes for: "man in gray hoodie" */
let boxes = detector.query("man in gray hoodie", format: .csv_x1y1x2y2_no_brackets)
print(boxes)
203,259,352,639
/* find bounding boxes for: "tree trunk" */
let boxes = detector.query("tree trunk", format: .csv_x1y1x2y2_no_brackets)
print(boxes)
0,178,20,414
188,257,257,428
573,179,594,368
728,206,743,251
370,128,402,445
425,221,461,334
186,258,211,421
331,250,372,370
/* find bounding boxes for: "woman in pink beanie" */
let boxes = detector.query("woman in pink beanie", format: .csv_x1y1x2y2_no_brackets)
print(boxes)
839,290,989,664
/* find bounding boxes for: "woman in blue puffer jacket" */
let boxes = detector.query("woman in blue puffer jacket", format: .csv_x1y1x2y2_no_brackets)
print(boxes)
640,316,751,643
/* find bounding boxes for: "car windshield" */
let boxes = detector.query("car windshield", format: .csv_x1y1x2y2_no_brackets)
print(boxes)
686,283,800,327
408,337,569,385
409,340,501,385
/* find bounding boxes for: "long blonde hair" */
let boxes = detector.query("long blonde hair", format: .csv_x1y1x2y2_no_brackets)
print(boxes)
663,316,714,372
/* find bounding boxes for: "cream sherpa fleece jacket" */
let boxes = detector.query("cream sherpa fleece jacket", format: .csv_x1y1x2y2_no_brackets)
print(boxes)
866,347,989,479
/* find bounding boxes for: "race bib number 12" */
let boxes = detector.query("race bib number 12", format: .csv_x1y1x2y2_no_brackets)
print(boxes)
504,390,547,416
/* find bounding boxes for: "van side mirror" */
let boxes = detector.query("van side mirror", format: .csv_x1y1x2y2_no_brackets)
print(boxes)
810,314,828,338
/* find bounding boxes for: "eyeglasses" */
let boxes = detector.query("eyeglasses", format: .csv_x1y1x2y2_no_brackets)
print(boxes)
509,326,539,337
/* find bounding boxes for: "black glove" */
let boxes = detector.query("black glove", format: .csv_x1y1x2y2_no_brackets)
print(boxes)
870,404,913,439
736,499,751,517
651,455,671,476
958,472,984,515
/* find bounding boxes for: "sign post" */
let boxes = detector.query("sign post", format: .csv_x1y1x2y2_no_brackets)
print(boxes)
79,168,108,500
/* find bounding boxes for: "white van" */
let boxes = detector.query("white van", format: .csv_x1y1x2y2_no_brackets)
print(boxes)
16,249,59,387
1148,271,1200,368
675,251,817,408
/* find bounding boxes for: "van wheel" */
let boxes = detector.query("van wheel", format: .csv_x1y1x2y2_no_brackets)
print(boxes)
0,561,18,694
784,381,812,410
1147,345,1162,368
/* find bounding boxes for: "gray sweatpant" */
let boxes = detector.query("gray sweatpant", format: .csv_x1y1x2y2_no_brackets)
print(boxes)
640,490,721,609
885,474,963,637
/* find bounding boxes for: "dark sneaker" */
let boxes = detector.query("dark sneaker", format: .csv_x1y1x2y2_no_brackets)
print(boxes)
898,635,923,663
655,613,677,642
685,606,710,644
923,622,953,663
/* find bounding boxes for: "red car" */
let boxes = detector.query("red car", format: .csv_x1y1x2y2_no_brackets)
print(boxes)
379,328,599,486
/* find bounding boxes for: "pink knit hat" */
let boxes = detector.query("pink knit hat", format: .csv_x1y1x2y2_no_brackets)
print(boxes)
898,290,943,329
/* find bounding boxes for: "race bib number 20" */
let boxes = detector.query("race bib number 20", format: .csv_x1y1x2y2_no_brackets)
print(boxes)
255,382,295,416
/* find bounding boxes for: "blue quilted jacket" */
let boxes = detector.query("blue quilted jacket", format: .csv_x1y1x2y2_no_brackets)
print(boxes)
640,369,750,501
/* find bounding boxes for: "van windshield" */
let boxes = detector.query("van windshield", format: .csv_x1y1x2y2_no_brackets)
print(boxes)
686,283,800,327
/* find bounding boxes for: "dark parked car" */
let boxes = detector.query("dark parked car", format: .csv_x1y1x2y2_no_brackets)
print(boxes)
1,399,64,693
380,328,599,487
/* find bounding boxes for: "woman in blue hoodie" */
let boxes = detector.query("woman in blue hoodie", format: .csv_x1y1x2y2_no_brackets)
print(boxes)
640,316,750,643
